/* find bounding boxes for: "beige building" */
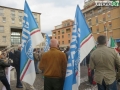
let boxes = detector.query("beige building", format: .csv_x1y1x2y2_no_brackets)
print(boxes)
82,0,120,41
0,6,41,50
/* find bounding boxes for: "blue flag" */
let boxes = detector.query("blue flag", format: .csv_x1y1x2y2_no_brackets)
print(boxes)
63,5,95,90
44,34,50,52
20,1,43,85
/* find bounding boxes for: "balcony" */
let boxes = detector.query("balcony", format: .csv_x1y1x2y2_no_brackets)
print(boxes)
85,7,113,19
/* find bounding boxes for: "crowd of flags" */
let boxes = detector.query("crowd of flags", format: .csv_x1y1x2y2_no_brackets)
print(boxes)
2,0,117,90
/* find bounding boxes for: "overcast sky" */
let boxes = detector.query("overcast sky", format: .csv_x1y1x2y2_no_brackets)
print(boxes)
0,0,84,35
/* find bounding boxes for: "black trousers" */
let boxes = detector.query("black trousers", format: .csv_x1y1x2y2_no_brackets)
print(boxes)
15,66,23,87
44,77,64,90
0,76,11,90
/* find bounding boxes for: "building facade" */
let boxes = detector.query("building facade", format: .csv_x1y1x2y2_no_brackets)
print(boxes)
52,19,74,50
82,0,120,41
0,6,41,50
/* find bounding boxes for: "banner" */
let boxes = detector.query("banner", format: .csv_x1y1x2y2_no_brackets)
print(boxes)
20,1,44,85
63,5,95,90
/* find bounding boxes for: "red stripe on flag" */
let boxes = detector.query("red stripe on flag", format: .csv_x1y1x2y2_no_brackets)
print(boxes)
80,34,92,48
20,60,32,81
30,30,40,36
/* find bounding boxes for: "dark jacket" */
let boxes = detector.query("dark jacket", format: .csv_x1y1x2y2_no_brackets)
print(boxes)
0,59,10,77
13,49,21,67
9,51,14,60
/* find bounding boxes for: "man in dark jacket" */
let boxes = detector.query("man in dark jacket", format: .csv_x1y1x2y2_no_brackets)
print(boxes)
13,45,23,88
0,52,11,90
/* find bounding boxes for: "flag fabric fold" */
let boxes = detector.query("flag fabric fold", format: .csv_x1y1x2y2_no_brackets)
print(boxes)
44,34,50,52
107,37,116,48
63,5,95,90
20,1,44,85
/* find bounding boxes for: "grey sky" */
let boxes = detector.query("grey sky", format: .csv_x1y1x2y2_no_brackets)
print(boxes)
0,0,84,35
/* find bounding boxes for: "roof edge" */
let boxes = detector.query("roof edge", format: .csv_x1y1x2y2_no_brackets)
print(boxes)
0,5,41,14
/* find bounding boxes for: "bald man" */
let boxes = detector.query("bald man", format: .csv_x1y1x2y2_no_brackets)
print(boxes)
39,39,67,90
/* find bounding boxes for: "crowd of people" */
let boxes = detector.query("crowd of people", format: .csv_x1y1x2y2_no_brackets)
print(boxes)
1,36,120,90
0,45,44,90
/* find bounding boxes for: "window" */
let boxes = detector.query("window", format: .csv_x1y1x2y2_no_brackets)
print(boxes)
98,7,102,13
2,17,6,22
19,16,23,20
68,34,70,38
19,11,23,20
62,30,64,34
42,43,45,46
103,17,106,21
33,13,37,18
11,18,15,23
0,8,4,16
11,32,21,45
68,40,70,43
67,22,70,26
66,28,71,33
97,28,99,33
108,13,111,18
88,19,92,26
64,23,67,27
19,11,22,16
58,31,60,35
11,10,15,18
0,26,4,32
104,25,107,31
19,19,22,24
84,14,86,18
90,11,93,16
53,32,56,36
103,14,106,21
2,36,6,42
62,41,64,44
58,36,60,39
90,27,92,32
96,17,98,23
62,35,64,38
35,18,37,22
109,22,112,27
37,22,39,26
11,10,15,14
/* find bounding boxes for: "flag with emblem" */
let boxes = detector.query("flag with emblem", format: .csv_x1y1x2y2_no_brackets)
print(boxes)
20,1,44,85
63,5,95,90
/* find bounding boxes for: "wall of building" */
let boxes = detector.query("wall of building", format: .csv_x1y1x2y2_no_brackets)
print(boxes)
52,19,73,50
0,6,41,49
83,3,120,41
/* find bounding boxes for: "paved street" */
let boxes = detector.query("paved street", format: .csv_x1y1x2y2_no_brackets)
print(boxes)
1,66,120,90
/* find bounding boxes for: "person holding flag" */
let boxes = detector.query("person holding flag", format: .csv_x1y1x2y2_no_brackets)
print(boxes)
63,5,95,90
20,0,44,90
